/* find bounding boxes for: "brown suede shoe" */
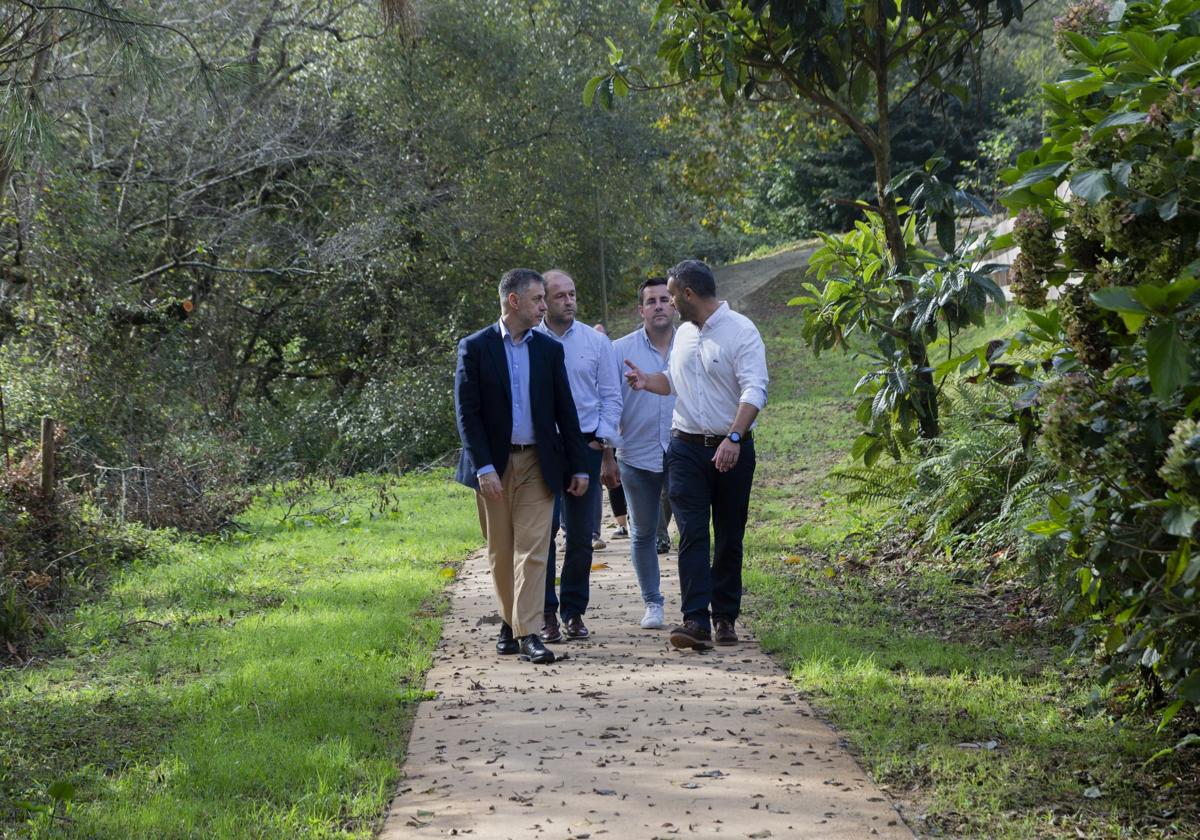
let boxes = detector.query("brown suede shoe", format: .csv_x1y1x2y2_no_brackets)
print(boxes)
564,615,589,639
669,619,713,651
713,617,739,646
541,612,563,644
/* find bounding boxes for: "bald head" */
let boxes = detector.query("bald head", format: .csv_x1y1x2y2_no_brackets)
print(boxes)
543,268,578,333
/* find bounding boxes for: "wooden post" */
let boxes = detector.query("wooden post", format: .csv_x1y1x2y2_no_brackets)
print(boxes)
40,415,55,503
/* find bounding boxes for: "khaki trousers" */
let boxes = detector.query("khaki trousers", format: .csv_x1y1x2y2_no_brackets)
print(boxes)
475,449,554,637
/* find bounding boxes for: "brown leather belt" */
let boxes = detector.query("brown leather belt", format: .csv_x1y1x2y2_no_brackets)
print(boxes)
510,443,537,452
671,429,751,448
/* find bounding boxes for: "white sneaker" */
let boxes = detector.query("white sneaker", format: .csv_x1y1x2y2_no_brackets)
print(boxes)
592,536,607,550
640,603,665,629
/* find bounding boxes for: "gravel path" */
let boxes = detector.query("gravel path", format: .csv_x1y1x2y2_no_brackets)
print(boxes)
380,534,911,840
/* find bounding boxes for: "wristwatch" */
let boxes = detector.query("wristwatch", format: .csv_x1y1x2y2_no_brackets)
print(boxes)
595,436,611,447
728,431,742,444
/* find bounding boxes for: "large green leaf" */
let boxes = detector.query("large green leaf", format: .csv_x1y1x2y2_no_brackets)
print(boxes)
1163,504,1198,537
1005,160,1069,192
1146,322,1191,398
1093,110,1148,130
1070,169,1115,204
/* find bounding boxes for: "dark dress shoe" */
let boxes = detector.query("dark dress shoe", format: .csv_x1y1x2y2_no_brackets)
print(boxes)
564,615,589,639
541,612,563,644
669,619,713,651
496,622,519,656
713,617,739,646
518,634,556,664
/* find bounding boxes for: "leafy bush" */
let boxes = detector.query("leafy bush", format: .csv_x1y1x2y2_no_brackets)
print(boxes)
833,382,1057,570
792,202,1005,458
997,0,1200,722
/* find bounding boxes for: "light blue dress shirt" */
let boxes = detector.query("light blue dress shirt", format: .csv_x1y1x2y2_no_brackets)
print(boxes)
476,319,534,479
613,326,675,473
535,320,623,441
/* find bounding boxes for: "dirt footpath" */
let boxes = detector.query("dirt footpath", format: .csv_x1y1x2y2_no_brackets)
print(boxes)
714,244,816,312
380,533,912,840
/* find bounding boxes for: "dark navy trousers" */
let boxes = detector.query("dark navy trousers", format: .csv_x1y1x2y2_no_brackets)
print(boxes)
666,436,756,630
545,444,603,618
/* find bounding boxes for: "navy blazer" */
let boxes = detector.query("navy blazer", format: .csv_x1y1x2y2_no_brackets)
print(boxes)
454,322,589,492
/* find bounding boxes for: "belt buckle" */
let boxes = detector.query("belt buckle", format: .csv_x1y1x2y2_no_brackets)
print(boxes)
705,434,721,448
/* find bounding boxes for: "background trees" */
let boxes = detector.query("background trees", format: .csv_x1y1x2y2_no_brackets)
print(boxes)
0,0,750,489
590,0,1056,442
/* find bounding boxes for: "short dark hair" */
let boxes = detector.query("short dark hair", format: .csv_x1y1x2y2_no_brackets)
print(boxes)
498,268,544,302
667,259,716,299
638,276,668,305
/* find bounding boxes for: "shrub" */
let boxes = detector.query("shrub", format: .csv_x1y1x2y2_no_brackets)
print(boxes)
999,0,1200,722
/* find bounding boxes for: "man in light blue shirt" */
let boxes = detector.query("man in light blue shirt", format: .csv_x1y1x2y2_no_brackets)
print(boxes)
535,269,623,642
613,277,677,630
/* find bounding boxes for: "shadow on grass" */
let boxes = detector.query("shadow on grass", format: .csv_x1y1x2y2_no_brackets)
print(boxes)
0,685,181,825
1,570,446,838
743,564,1196,838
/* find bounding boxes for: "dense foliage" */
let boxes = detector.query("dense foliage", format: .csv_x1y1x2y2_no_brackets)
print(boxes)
994,0,1200,722
0,1,737,483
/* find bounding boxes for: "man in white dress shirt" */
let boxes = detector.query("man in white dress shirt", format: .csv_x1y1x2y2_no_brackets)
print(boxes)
536,269,623,643
623,259,768,650
613,277,676,630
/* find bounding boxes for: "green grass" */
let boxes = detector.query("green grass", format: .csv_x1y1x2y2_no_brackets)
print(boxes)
0,473,479,839
739,277,1199,838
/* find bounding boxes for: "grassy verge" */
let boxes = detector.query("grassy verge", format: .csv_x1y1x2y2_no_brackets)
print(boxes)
0,473,478,839
739,274,1198,838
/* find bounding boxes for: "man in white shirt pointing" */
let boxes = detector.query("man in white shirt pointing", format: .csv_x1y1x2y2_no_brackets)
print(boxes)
623,259,768,650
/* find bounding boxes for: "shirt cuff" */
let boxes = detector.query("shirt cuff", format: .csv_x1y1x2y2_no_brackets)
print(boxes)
476,465,497,478
738,387,768,410
572,473,588,480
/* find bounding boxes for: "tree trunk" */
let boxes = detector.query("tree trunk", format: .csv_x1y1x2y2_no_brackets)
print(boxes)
873,15,940,439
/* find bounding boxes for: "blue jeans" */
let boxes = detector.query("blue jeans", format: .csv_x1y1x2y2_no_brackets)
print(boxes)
666,437,756,630
545,445,603,618
617,460,666,606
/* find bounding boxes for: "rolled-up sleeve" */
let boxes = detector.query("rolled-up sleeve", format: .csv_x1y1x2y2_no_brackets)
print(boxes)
735,329,769,410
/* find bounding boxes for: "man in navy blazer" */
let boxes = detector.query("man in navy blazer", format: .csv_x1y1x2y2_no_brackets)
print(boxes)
455,267,590,664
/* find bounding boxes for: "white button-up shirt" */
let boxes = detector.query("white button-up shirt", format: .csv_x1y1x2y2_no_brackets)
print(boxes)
536,319,623,441
664,302,768,435
613,326,675,472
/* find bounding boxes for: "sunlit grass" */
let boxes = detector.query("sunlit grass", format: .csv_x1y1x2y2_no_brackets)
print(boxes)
1,473,478,838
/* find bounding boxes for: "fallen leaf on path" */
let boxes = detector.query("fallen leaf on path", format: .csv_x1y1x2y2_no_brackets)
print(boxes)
590,563,609,570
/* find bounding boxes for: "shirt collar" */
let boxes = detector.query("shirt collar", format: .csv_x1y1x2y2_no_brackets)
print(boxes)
538,318,578,340
640,325,675,350
700,301,731,332
498,318,533,345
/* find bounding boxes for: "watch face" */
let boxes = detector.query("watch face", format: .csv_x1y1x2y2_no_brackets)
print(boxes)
729,432,741,443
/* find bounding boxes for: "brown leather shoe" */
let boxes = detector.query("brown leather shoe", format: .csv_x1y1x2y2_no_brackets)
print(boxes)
713,617,738,646
669,619,713,651
541,612,563,644
564,614,589,639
